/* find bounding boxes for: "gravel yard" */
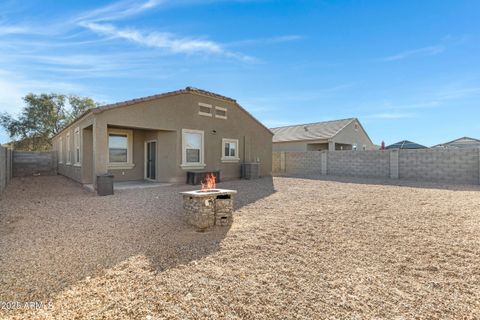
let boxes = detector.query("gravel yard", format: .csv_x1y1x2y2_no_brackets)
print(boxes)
1,175,480,319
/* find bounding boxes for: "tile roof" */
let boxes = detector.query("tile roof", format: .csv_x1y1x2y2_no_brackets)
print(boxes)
270,118,355,143
431,136,480,149
385,140,427,149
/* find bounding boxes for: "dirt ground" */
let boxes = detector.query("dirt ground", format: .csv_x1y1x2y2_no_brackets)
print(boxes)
1,175,479,319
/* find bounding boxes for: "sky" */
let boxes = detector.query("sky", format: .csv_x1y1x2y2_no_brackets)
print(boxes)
0,0,479,146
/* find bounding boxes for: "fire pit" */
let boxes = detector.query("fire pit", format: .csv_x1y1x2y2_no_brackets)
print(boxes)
180,173,237,230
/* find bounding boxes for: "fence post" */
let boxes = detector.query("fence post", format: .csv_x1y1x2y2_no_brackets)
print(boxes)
389,149,399,179
280,151,286,173
321,151,327,175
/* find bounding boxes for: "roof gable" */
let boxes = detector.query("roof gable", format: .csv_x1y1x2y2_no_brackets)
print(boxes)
54,87,272,137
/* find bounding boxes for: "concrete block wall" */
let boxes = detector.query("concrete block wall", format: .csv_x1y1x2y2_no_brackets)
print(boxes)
327,150,390,178
273,149,480,185
276,151,323,175
0,146,13,194
12,151,57,177
399,149,479,184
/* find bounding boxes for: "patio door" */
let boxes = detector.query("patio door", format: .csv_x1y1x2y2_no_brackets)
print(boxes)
145,141,156,180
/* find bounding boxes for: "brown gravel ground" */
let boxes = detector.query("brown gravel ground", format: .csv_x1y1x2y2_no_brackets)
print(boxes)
1,175,480,319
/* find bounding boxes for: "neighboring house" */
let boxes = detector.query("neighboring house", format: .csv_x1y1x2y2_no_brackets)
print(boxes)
271,118,375,152
385,140,427,149
51,87,273,185
431,137,480,149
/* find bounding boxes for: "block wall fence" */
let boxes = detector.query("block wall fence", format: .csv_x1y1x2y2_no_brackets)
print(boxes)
272,149,480,185
12,151,57,177
0,146,13,194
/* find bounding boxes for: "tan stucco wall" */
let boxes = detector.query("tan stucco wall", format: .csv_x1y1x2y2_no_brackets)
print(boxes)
52,92,272,184
332,120,375,150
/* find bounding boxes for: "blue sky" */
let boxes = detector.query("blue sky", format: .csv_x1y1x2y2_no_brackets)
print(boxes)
0,0,479,146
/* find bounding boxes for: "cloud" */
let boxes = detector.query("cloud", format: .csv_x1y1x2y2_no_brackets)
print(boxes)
365,112,414,119
382,45,445,61
0,25,32,35
227,35,304,47
75,0,164,23
81,22,254,60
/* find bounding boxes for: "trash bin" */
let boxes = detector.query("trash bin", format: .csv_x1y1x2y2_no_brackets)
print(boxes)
96,173,114,196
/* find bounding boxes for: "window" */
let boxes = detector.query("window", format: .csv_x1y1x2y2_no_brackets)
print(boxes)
108,128,134,169
362,145,366,151
353,144,357,151
74,127,81,165
66,132,71,164
58,137,63,163
181,129,205,169
198,102,212,117
222,138,240,162
215,106,227,119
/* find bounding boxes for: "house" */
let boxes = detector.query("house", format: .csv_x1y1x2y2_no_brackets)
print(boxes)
431,137,480,149
385,140,427,149
51,87,273,185
271,118,375,152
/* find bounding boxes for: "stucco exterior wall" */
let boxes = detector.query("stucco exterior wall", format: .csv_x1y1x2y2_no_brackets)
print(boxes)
331,120,375,150
52,92,272,184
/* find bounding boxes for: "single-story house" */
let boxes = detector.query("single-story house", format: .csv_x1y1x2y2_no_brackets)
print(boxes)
271,118,375,152
385,140,427,149
431,137,480,149
52,87,273,185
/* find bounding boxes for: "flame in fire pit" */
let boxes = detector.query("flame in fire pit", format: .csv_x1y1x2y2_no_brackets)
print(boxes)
201,173,216,190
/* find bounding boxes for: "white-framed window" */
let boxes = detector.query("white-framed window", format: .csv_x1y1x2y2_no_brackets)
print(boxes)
181,129,205,169
66,132,71,164
198,102,213,117
74,127,81,166
221,138,240,162
108,128,134,169
215,106,227,119
58,137,63,163
353,144,357,151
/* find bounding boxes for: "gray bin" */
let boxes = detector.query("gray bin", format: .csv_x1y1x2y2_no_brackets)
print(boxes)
96,174,114,196
241,163,259,180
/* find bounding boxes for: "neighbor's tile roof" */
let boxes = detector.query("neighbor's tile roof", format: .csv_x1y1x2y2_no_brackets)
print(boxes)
385,140,427,149
431,136,480,149
270,118,355,143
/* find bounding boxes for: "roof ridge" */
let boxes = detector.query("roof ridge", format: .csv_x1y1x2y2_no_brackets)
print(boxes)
270,117,356,130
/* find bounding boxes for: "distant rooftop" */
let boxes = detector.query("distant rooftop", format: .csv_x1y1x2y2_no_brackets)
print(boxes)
270,118,355,143
385,140,427,149
432,137,480,149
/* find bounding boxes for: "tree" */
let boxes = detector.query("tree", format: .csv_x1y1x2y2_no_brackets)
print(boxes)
0,93,99,151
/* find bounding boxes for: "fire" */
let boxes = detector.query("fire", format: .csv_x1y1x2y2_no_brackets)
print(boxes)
201,173,216,190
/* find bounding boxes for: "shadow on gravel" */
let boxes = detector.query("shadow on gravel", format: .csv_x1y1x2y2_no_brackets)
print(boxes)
0,175,275,303
275,174,480,192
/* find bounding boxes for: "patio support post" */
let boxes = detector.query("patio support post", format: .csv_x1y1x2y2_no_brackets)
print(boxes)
328,141,335,151
92,120,108,185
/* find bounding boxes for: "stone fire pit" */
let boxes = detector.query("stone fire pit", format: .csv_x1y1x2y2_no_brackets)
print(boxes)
180,188,237,230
